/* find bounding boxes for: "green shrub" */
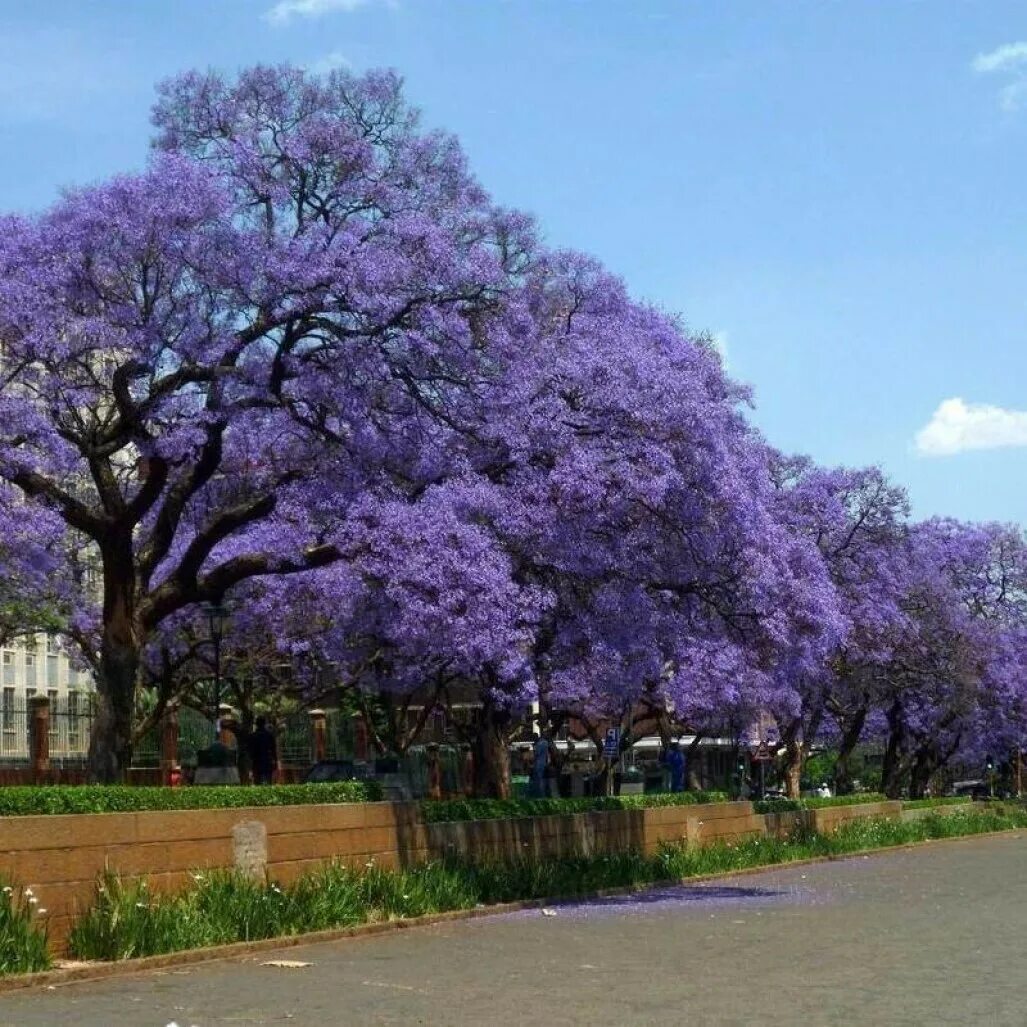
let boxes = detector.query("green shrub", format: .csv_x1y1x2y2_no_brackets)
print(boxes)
0,781,381,818
0,882,51,975
753,793,888,814
902,797,974,809
421,790,729,823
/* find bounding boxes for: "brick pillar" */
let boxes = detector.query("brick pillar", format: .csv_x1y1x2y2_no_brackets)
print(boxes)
354,714,369,762
160,705,179,786
28,695,50,782
218,704,236,748
309,709,327,763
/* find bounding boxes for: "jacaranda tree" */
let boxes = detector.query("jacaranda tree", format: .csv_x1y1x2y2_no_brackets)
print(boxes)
0,66,534,780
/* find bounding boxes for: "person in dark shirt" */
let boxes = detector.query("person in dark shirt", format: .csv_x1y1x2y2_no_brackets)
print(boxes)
666,744,686,792
250,716,277,786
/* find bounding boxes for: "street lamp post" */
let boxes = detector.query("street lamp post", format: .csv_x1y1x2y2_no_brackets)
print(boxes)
204,602,228,743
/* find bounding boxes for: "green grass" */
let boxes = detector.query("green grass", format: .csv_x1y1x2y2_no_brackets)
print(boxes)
67,805,1027,965
0,882,51,976
0,782,381,817
420,791,730,823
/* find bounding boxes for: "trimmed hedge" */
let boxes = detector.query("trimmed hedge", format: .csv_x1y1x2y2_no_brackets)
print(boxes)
421,791,729,824
902,796,976,809
753,793,888,814
0,782,381,817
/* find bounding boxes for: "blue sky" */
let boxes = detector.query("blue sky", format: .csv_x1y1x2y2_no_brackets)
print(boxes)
1,0,1025,524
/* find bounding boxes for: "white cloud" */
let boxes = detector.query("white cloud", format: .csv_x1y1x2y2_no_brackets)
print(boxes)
972,41,1027,111
306,51,352,75
999,79,1027,112
914,398,1027,456
265,0,371,26
972,41,1027,74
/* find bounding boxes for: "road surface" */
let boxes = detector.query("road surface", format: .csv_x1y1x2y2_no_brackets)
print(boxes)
2,831,1026,1025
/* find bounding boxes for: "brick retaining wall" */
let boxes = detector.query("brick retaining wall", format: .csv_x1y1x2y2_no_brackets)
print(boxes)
0,798,915,953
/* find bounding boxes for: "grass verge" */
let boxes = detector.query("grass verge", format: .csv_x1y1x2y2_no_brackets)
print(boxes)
68,805,1027,963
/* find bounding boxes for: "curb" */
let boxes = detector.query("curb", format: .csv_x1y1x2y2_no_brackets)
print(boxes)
1,824,1023,996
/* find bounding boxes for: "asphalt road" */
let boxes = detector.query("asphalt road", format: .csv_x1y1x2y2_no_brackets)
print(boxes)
2,832,1026,1026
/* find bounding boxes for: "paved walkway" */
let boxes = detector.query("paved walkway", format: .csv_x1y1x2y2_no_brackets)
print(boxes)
3,832,1027,1026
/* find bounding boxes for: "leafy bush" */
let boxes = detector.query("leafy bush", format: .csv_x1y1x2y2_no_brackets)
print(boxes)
0,782,381,818
0,882,51,975
421,791,729,824
804,793,889,808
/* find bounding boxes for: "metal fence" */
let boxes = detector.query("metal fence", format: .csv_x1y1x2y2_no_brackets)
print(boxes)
277,709,358,766
0,695,412,777
131,706,216,768
0,693,94,764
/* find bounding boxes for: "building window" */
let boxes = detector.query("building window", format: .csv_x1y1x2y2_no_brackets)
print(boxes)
24,654,36,689
47,689,59,748
46,654,59,688
2,651,14,687
1,687,14,749
68,690,81,751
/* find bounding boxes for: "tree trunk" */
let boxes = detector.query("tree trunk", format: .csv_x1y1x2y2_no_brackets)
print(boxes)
473,698,511,799
783,739,803,798
90,638,139,783
909,747,934,800
832,706,867,796
686,734,704,791
880,700,905,799
89,544,141,783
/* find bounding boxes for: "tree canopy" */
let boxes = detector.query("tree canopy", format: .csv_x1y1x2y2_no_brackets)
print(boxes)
0,64,1023,792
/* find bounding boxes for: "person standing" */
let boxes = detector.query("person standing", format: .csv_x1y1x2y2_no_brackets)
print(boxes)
667,743,686,793
530,732,550,798
461,744,475,797
426,744,443,800
249,716,278,786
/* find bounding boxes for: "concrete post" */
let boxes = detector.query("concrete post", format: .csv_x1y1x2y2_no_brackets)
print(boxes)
28,695,50,782
160,704,179,786
309,709,327,764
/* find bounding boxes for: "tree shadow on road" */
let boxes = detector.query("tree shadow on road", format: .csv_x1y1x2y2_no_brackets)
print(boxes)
541,884,788,913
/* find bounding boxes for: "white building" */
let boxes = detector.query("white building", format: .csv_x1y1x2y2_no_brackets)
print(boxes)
0,634,94,760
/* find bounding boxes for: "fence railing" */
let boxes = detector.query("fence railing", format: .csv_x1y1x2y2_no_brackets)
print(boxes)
0,696,458,795
0,695,364,769
0,694,93,764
